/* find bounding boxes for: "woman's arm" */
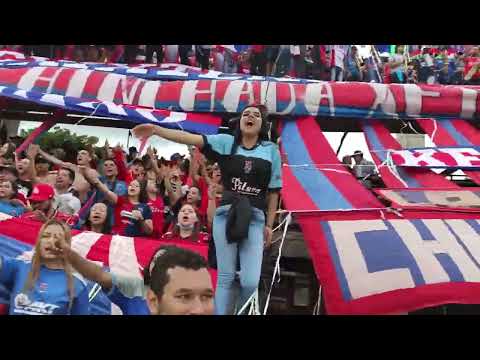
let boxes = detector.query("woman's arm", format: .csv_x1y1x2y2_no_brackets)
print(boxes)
25,144,39,181
147,147,162,180
62,246,113,290
132,124,205,148
207,184,217,226
265,191,279,230
82,168,118,204
38,148,68,168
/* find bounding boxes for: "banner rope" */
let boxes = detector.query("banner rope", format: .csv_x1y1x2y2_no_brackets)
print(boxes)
74,102,102,126
263,212,292,315
312,286,322,315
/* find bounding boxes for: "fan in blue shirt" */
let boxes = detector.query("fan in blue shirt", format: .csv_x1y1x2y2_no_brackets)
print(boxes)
0,180,25,217
0,219,89,315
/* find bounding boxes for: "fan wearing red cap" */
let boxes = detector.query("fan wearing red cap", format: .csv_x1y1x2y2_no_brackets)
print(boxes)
20,183,76,225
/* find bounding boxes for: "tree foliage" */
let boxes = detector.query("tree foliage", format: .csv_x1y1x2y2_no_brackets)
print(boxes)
20,126,99,151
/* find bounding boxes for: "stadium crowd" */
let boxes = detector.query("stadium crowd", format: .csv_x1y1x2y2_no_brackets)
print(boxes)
0,44,478,316
1,44,479,85
0,103,283,316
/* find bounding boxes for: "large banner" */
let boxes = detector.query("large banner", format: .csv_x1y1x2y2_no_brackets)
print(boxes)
375,188,480,210
0,66,478,121
299,211,480,314
391,146,480,169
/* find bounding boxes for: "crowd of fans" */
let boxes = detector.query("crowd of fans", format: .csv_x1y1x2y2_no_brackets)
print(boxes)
0,136,225,315
0,44,478,316
0,139,222,242
2,44,479,85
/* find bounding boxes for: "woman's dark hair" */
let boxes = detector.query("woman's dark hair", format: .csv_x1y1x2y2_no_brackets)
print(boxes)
230,104,271,155
0,179,18,200
130,179,149,204
84,201,112,234
171,203,201,242
1,142,16,162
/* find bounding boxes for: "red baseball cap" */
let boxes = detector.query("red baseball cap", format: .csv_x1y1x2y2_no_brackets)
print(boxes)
29,183,55,202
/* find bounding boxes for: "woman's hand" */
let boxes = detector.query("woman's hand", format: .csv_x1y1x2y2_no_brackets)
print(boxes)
264,226,273,248
132,124,156,141
131,209,144,222
52,234,71,257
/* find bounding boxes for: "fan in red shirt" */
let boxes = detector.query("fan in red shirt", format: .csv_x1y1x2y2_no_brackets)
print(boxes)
464,46,480,84
161,203,209,244
83,168,154,238
20,183,77,225
146,178,164,238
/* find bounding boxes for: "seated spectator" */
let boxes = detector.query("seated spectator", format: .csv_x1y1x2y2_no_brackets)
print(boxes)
81,202,112,234
54,167,81,216
55,243,214,315
20,183,76,225
0,180,25,217
161,204,209,244
0,219,89,315
352,150,377,188
85,170,153,237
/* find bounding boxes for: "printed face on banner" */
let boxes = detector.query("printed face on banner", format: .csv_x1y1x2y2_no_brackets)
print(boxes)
322,219,480,300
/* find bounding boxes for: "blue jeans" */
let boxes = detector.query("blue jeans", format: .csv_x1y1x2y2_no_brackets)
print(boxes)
213,204,265,315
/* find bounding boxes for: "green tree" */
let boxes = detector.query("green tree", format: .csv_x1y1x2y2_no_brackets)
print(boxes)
20,126,99,151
